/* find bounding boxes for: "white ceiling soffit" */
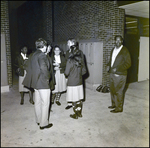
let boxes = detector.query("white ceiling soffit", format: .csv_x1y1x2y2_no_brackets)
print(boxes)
119,1,149,18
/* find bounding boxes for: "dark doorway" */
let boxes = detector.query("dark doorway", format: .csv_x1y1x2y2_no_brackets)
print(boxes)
124,16,139,83
124,34,139,83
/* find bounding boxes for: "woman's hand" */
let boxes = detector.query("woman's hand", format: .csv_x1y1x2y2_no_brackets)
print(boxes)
53,60,60,67
54,66,59,71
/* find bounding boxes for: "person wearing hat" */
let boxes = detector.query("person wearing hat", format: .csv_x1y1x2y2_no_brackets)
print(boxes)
23,38,53,130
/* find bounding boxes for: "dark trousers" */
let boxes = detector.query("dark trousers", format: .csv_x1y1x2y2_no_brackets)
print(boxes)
109,73,127,111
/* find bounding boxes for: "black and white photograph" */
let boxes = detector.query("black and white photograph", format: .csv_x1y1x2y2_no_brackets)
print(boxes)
1,1,149,147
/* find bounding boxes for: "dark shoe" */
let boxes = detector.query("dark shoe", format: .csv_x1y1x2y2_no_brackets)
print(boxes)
65,105,72,110
20,99,24,105
40,123,53,130
70,113,78,119
29,99,34,105
108,106,116,109
110,109,123,113
56,101,61,106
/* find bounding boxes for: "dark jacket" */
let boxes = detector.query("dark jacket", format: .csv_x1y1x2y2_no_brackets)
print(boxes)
65,48,85,61
16,54,28,76
46,54,56,90
22,50,51,89
65,47,86,70
65,49,87,86
107,46,131,75
65,49,71,61
51,55,66,74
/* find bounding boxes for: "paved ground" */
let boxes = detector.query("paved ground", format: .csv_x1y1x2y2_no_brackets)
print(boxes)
1,76,149,147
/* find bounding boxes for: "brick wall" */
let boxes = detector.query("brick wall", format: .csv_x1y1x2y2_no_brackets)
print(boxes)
17,1,53,51
53,1,125,86
8,1,125,86
43,1,53,44
1,1,12,87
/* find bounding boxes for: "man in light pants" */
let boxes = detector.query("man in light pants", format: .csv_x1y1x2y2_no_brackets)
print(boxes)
23,38,53,130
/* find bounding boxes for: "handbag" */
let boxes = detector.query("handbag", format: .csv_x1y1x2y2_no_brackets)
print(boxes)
96,85,103,92
101,86,110,93
16,67,24,76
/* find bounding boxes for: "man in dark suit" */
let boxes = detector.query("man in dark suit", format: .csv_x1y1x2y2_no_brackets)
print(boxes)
22,38,53,130
107,35,131,113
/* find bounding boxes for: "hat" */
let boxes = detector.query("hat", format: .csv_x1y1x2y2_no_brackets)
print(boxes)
35,38,47,48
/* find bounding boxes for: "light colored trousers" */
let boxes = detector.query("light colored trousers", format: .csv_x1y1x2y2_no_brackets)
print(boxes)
34,89,50,127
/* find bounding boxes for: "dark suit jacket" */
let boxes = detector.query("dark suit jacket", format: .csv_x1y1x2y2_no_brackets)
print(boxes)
23,50,51,89
46,54,56,90
65,50,71,61
107,46,131,75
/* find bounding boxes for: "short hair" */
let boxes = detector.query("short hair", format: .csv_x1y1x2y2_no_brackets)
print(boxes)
114,35,123,41
54,45,61,50
52,45,64,56
20,46,27,52
67,38,77,46
35,38,47,49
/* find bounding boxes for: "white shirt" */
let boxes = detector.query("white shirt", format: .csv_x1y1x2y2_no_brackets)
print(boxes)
111,45,123,67
21,52,28,60
54,55,61,63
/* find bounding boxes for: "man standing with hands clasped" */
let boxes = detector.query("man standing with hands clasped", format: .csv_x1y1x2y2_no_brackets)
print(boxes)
107,35,131,113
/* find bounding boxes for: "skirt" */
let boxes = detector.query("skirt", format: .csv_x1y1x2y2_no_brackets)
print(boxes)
19,70,29,92
66,85,84,102
52,70,67,93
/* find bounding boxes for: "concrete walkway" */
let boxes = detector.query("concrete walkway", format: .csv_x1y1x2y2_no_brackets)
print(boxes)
1,77,149,147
